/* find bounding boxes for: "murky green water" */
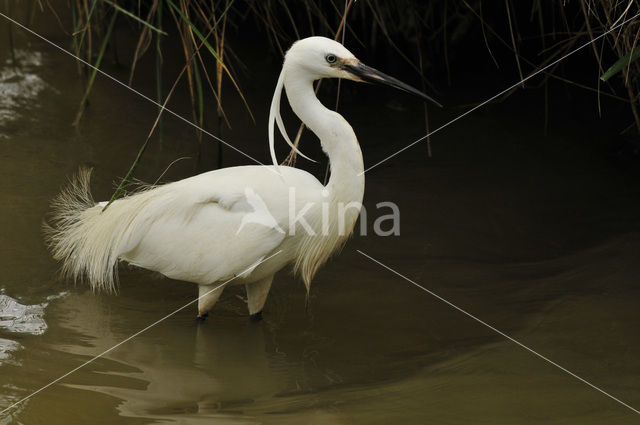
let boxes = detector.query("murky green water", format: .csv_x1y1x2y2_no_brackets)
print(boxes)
1,11,640,425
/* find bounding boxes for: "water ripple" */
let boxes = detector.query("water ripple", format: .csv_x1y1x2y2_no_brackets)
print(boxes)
0,50,49,135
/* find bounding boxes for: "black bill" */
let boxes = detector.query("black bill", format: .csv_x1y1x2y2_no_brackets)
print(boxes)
344,62,442,108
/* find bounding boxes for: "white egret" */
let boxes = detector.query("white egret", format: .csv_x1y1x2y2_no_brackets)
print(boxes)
44,36,439,320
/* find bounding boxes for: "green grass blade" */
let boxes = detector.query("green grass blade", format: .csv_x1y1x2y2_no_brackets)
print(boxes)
601,47,640,81
102,131,152,211
156,0,164,143
76,0,99,54
165,0,224,65
194,58,204,130
102,0,168,35
73,10,118,126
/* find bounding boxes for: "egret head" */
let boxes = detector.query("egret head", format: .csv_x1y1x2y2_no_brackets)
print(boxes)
284,36,441,107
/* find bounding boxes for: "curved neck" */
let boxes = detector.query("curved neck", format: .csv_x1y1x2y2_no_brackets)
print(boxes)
283,72,365,203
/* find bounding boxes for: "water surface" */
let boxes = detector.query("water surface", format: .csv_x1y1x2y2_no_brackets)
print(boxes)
1,17,639,425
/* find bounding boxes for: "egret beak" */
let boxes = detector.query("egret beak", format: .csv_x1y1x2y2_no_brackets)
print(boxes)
343,62,442,108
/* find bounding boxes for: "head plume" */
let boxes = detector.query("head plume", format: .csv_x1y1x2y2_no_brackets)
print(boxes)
268,68,316,168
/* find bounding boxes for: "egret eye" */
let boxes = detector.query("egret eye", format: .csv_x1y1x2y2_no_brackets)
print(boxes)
325,54,337,64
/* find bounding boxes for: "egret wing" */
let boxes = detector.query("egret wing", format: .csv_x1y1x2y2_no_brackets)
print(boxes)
118,169,289,284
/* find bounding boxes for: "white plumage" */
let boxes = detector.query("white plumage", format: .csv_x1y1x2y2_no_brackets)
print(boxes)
44,36,437,319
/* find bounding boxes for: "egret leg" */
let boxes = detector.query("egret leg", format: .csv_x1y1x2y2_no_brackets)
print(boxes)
197,284,224,319
245,275,274,319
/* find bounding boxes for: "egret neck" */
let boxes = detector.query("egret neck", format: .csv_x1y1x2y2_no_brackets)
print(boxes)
283,71,365,210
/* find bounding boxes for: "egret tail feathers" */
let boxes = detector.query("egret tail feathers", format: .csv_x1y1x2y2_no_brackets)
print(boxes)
43,168,150,292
